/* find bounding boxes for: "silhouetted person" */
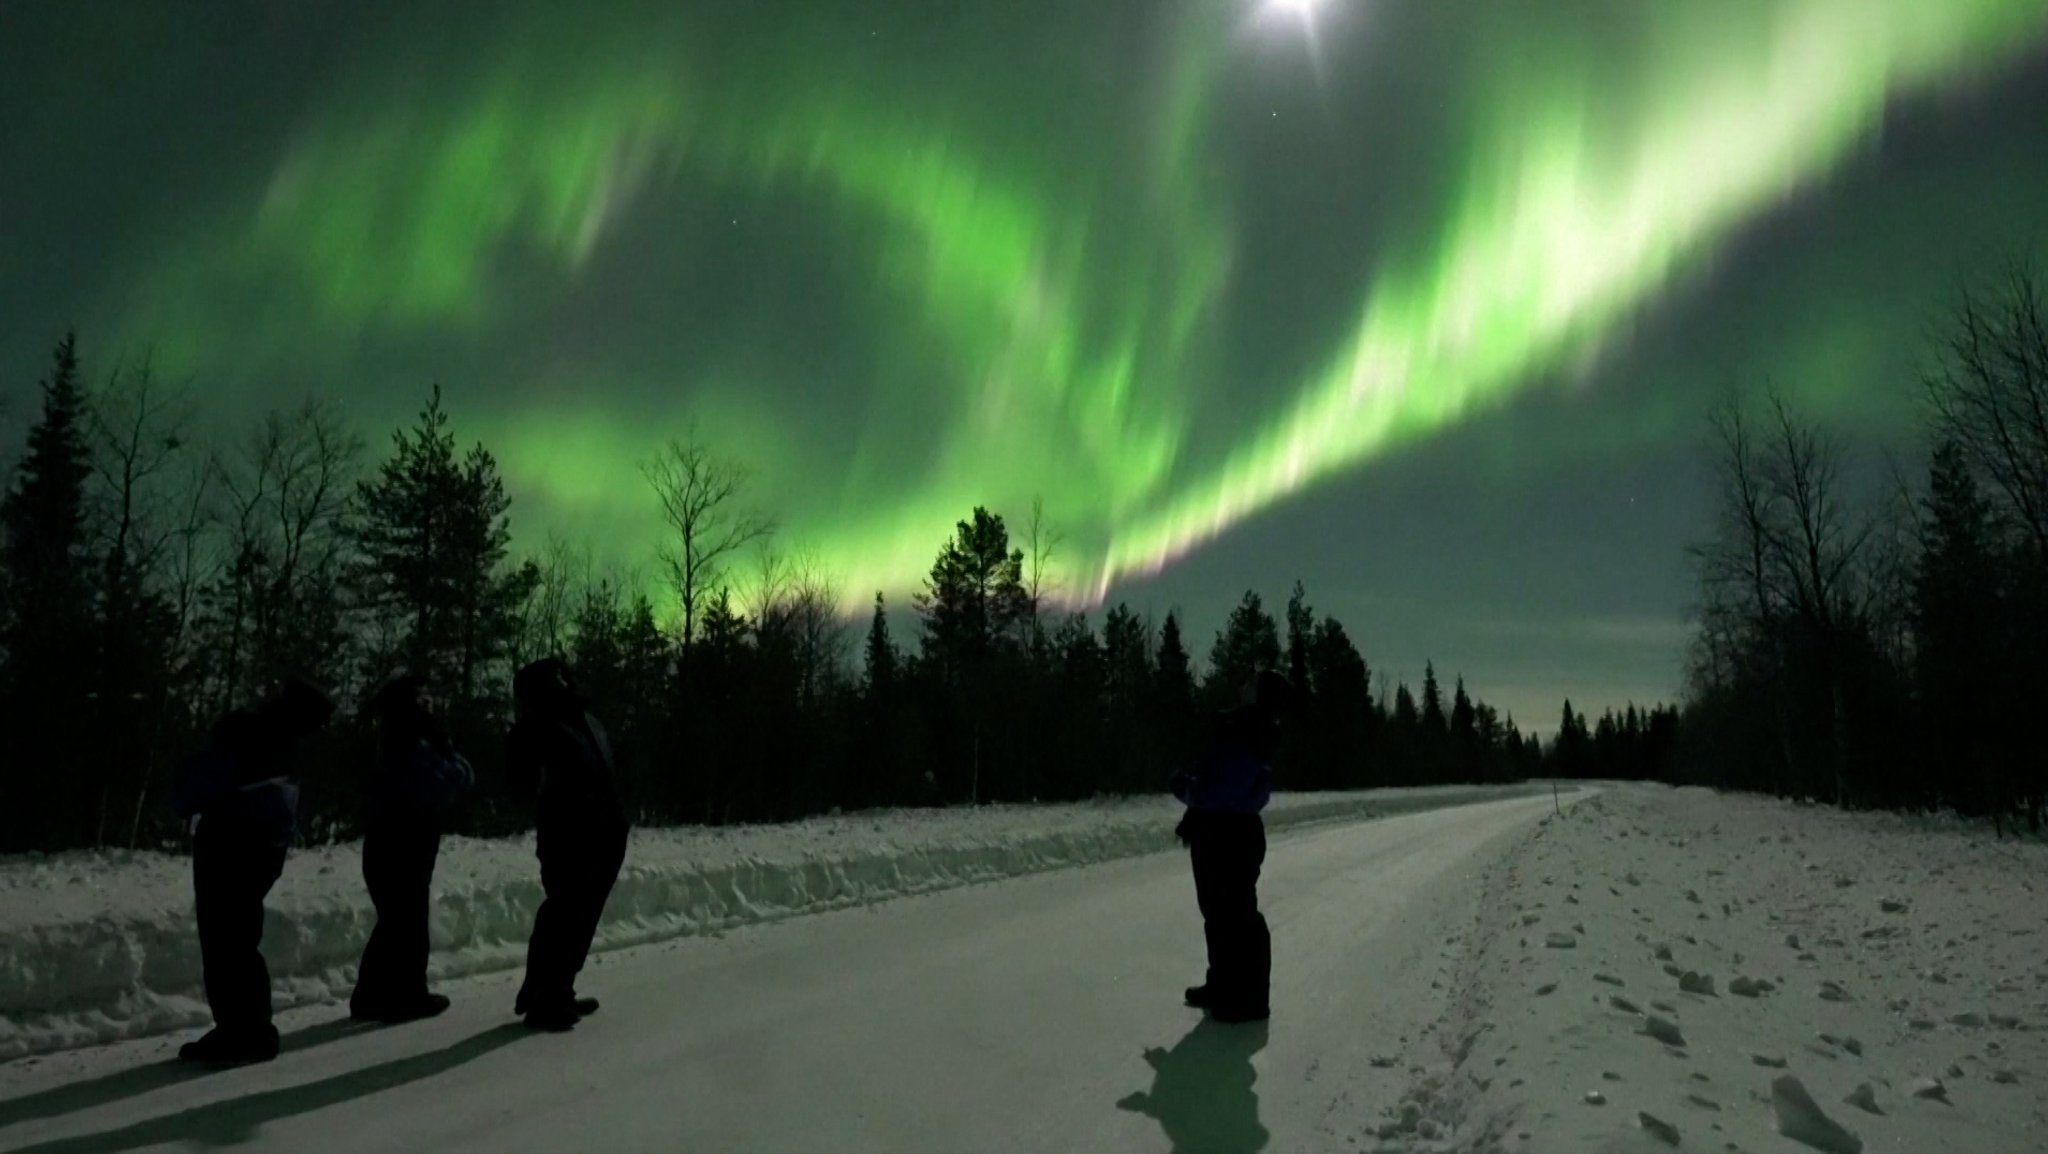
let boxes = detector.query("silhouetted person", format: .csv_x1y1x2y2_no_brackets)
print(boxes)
168,678,336,1065
508,657,629,1031
1171,669,1294,1024
349,674,472,1023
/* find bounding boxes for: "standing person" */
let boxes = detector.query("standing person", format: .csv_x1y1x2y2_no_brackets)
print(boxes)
349,674,472,1023
1171,669,1294,1025
168,678,336,1065
508,656,629,1031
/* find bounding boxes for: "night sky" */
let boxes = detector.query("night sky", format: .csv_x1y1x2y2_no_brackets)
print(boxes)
4,1,2047,732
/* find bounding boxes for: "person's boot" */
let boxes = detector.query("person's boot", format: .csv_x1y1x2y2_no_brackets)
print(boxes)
1183,985,1215,1008
178,1026,280,1066
571,995,600,1017
375,993,453,1024
522,999,579,1032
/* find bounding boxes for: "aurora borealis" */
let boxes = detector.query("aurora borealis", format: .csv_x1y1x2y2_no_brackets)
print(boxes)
4,1,2047,727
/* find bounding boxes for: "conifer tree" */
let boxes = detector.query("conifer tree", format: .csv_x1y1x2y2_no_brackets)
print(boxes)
350,387,538,707
0,333,96,851
1206,590,1281,705
1912,439,2006,815
863,591,898,697
1420,661,1448,741
1284,580,1314,694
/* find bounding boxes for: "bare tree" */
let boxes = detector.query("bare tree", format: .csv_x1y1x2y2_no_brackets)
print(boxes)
747,545,848,707
743,546,793,630
1691,397,1786,647
208,400,362,708
643,426,773,653
514,534,586,666
1926,260,2048,566
1022,494,1063,649
785,549,849,706
86,358,198,846
86,357,194,588
1761,389,1875,634
1690,387,1875,803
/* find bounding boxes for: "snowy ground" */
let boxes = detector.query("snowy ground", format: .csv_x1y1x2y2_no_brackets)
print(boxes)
0,784,1535,1061
5,784,2039,1153
0,787,1565,1152
1420,787,2048,1153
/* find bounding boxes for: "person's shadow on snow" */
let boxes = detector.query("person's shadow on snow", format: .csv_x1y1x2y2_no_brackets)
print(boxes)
0,1016,380,1129
7,1023,529,1153
1116,1018,1269,1153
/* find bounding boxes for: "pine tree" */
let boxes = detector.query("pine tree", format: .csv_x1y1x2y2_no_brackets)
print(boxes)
350,386,538,707
916,507,1028,676
1101,603,1151,793
916,507,1028,804
1206,590,1281,705
1051,612,1107,798
1284,580,1314,695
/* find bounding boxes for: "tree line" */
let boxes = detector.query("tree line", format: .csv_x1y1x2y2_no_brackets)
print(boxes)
0,337,1677,855
1681,261,2048,830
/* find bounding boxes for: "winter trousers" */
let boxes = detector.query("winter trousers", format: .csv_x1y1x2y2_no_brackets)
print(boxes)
517,822,628,1013
1188,811,1270,1008
351,826,442,1012
193,821,288,1040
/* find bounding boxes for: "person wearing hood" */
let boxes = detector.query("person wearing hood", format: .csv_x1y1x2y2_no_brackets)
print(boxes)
349,674,472,1024
1170,669,1295,1025
168,677,336,1066
508,656,629,1031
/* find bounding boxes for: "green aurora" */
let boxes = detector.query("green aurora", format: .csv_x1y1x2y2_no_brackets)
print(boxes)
5,0,2048,722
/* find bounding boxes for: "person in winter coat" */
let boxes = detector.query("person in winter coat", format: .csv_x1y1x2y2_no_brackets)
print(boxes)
349,674,473,1023
508,656,629,1031
1171,669,1295,1024
168,677,336,1065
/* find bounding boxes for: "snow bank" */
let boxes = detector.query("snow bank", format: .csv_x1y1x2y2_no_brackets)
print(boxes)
1375,785,2048,1153
0,784,1535,1060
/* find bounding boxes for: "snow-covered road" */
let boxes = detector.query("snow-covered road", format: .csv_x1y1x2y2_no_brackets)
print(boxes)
0,791,1565,1153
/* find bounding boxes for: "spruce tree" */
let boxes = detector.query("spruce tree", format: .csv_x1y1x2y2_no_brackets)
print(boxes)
1450,675,1478,780
1390,682,1420,784
1306,615,1372,788
1154,611,1194,710
0,333,96,851
1912,439,2005,815
863,591,897,697
1,333,94,660
1420,661,1447,739
1153,610,1198,779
